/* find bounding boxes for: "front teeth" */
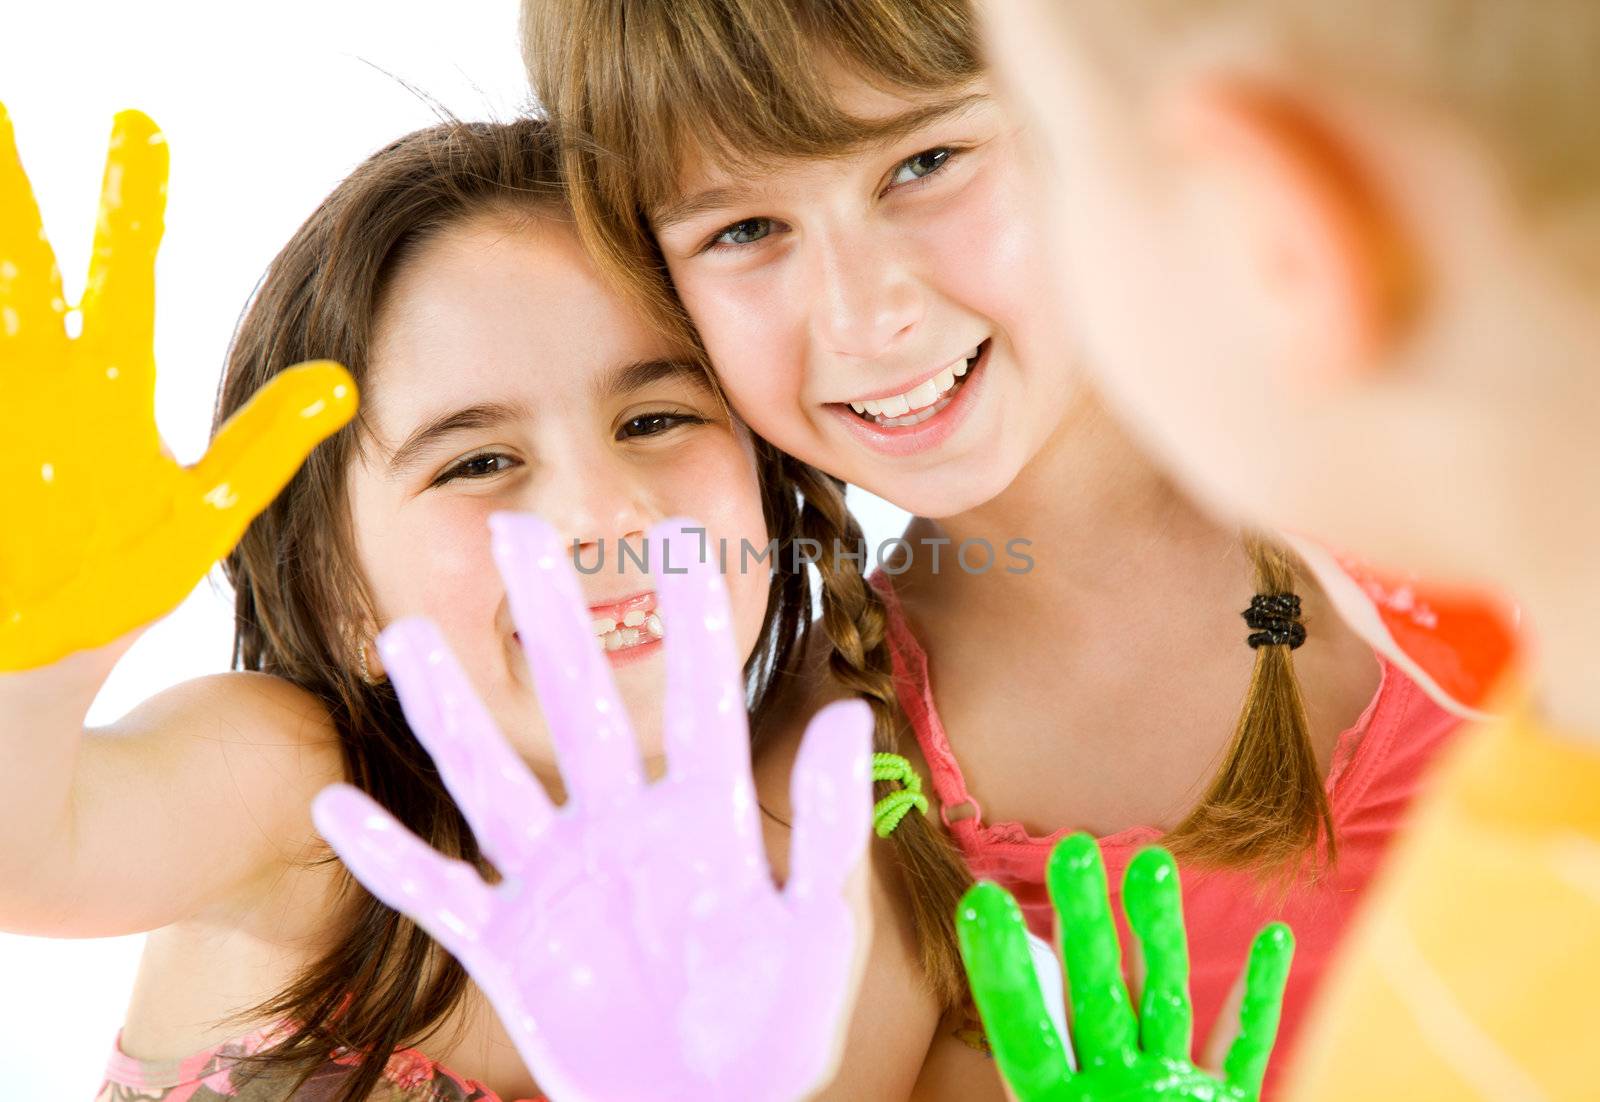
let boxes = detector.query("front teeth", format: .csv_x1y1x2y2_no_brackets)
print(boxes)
593,610,665,650
849,347,978,418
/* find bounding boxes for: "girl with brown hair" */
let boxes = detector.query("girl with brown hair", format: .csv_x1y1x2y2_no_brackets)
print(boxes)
0,112,936,1100
522,1,1468,1093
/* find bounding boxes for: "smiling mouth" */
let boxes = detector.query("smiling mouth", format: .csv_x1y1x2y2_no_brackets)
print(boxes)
512,598,665,655
588,607,665,653
843,341,986,429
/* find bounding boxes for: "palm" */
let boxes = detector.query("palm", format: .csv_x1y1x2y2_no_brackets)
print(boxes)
461,754,855,1098
315,516,871,1101
0,105,353,670
1054,1061,1249,1102
958,835,1294,1102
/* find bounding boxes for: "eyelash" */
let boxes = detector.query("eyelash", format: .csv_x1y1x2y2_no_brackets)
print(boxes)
617,411,705,439
432,452,518,487
702,145,962,253
430,412,706,486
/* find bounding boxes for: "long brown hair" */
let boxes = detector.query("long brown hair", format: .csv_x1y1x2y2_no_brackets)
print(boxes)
523,0,1333,991
215,117,817,1098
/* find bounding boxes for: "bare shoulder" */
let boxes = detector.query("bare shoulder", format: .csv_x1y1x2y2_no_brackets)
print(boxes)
47,671,347,937
752,622,941,1101
910,1014,1012,1101
112,668,338,743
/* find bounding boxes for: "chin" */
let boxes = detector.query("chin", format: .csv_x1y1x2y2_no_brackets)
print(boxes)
615,665,668,721
887,462,1019,521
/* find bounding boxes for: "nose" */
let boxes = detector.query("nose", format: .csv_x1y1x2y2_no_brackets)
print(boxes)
809,225,924,361
531,451,653,577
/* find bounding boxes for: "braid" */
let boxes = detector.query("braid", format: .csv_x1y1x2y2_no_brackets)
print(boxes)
1166,535,1335,878
784,456,974,1010
745,438,814,755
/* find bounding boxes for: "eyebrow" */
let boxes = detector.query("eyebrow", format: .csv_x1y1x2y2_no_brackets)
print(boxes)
593,357,711,402
652,92,992,233
385,361,709,475
386,401,530,476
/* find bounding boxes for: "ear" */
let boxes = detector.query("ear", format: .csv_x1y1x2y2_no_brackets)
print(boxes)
347,620,387,684
363,630,388,683
1163,81,1420,381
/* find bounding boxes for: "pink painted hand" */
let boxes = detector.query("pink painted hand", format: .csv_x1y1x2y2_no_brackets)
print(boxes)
312,515,873,1102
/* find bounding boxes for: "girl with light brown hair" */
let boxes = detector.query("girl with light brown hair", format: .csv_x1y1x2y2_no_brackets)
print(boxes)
521,1,1468,1093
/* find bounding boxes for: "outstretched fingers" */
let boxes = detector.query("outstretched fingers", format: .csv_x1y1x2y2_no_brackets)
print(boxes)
957,882,1076,1100
1046,833,1138,1073
79,110,167,378
653,520,753,787
1122,846,1193,1061
783,699,874,908
491,512,643,806
378,617,555,878
0,103,67,355
312,784,495,967
189,360,357,558
1222,922,1295,1098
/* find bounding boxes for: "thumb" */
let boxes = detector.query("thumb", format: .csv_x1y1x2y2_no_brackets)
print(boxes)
189,360,356,552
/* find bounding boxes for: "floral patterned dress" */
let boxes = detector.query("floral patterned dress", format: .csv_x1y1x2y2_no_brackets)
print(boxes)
97,1023,543,1102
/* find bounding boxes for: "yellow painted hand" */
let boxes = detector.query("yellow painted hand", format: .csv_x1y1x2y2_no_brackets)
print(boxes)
0,106,356,671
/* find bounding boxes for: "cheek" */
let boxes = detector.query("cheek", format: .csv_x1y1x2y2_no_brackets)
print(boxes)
356,492,504,641
921,157,1078,385
650,436,772,655
675,275,807,443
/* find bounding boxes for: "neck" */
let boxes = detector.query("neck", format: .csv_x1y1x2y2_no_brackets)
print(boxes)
910,388,1244,611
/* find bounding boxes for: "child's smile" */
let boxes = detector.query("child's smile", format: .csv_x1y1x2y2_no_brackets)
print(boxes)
348,212,773,783
830,338,990,457
652,76,1082,520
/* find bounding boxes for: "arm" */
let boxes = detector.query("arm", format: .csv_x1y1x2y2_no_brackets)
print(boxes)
753,663,943,1101
0,654,343,937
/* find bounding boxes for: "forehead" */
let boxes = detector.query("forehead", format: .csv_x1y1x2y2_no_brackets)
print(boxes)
668,73,995,205
367,215,681,420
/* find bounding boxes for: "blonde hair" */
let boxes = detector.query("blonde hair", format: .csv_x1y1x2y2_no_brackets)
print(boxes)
1165,537,1333,876
521,0,980,344
1047,1,1600,270
523,0,1334,1003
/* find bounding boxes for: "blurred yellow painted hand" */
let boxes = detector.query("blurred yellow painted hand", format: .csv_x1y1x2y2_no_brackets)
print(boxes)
0,106,356,671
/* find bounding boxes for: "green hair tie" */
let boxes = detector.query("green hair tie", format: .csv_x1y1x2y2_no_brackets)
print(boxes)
872,752,930,838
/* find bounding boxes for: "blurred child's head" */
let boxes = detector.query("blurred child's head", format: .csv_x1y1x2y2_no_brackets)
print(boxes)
523,0,1092,519
980,0,1600,587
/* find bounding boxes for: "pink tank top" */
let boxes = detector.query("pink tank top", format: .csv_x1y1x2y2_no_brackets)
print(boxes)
871,572,1462,1089
97,1021,543,1102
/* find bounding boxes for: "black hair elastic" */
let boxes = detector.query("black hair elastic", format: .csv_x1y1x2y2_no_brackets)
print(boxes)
1243,593,1306,650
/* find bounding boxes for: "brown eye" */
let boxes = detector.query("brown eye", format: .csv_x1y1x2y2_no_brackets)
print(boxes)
619,412,703,439
434,453,517,485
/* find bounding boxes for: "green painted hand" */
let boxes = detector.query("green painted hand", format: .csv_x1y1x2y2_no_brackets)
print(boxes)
956,833,1294,1101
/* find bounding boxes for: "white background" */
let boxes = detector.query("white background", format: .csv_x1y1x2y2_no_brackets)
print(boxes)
0,1,908,1093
